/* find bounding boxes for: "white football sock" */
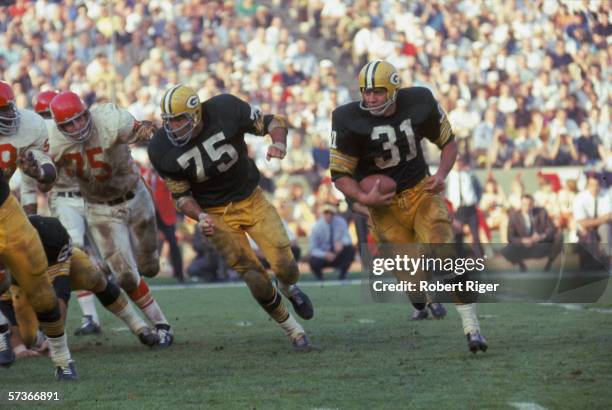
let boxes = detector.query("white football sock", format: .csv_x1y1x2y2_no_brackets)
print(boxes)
114,302,149,334
455,304,480,335
279,313,305,340
47,333,72,368
77,292,100,324
130,278,169,327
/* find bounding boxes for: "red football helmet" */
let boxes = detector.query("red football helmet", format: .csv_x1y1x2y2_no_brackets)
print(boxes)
0,80,20,135
50,91,92,142
34,90,60,119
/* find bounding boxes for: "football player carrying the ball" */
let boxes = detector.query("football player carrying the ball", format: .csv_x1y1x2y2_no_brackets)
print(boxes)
330,60,487,353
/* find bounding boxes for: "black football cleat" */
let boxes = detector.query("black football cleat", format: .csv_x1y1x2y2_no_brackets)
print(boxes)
428,303,447,319
287,285,314,320
291,333,312,353
411,308,428,321
74,315,101,336
55,361,78,381
0,330,16,368
466,331,488,353
137,328,161,347
155,325,174,347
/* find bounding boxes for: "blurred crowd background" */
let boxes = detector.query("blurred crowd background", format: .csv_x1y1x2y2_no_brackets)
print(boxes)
1,0,610,281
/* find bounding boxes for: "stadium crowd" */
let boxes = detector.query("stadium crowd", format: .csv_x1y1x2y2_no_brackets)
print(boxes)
1,0,610,280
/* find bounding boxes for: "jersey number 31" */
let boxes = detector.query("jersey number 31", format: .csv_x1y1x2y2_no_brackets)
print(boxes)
372,119,417,169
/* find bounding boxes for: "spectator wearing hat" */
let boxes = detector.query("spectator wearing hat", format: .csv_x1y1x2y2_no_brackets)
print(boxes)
308,204,355,280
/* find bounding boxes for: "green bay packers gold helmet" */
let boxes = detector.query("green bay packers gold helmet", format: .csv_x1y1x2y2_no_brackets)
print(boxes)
160,84,202,146
358,60,400,116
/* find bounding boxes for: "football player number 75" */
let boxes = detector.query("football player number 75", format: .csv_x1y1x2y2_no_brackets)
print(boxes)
177,132,238,182
62,147,112,181
371,119,417,169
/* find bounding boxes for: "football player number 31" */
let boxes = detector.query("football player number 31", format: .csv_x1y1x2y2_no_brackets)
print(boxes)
372,119,417,169
177,132,238,182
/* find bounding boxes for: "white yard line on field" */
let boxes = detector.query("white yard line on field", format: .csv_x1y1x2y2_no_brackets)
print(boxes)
509,402,549,410
150,279,362,291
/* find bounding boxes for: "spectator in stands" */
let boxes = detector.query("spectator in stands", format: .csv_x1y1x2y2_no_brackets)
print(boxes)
479,176,509,243
501,194,563,272
576,121,607,166
446,156,484,257
308,204,355,281
472,107,496,159
572,173,611,270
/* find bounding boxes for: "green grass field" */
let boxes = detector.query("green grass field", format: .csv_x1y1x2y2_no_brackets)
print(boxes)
2,279,611,409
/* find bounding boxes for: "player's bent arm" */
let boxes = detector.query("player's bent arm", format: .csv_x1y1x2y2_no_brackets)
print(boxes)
265,115,289,159
175,195,215,236
175,195,205,222
127,120,158,144
334,175,365,203
267,115,288,143
435,138,458,180
576,214,612,231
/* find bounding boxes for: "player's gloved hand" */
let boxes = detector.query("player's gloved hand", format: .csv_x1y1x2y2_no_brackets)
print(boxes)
134,120,157,141
358,180,394,206
17,151,43,180
423,173,445,194
198,213,215,236
266,142,286,161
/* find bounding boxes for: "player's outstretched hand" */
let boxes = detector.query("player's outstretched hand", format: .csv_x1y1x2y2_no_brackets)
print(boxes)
198,213,215,236
359,180,394,206
423,174,445,194
17,151,42,180
135,120,157,141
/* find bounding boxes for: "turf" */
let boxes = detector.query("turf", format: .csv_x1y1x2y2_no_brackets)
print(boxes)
2,282,611,409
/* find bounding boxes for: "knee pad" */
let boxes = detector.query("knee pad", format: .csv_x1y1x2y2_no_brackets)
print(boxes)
52,276,71,305
95,282,121,307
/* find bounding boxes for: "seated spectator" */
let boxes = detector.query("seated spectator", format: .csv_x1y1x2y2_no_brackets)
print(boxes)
479,176,509,243
308,204,355,280
501,194,563,272
472,107,496,158
576,121,606,166
446,156,484,258
549,129,579,166
534,175,560,219
188,230,232,283
557,178,578,232
572,173,611,270
488,129,516,169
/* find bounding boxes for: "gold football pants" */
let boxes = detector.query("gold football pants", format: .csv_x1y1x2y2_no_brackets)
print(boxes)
205,187,299,302
368,177,454,304
12,247,106,347
0,195,56,314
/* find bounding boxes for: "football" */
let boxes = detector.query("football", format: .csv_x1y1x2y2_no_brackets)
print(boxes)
359,174,397,195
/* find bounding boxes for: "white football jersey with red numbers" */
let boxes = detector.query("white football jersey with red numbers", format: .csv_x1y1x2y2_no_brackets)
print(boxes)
0,108,53,206
48,103,141,202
